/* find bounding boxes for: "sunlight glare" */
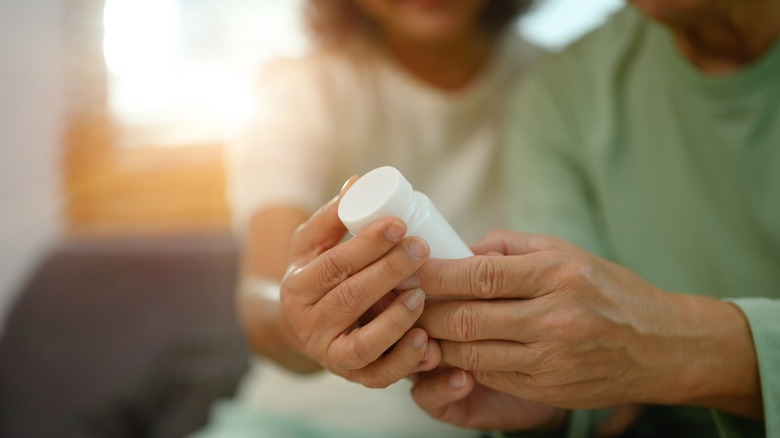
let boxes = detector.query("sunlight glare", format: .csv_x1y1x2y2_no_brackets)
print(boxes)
103,0,180,78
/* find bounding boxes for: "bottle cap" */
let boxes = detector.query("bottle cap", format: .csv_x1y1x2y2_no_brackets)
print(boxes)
338,166,413,234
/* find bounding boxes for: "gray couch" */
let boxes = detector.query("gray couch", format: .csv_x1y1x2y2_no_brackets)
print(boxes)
0,233,249,438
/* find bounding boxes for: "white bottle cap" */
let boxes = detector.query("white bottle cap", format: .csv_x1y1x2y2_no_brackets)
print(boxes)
338,166,413,234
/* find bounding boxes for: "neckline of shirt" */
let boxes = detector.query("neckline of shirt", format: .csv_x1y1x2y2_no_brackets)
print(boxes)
649,14,780,96
366,33,517,107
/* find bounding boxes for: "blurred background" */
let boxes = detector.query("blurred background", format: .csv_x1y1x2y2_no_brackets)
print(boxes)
0,0,620,436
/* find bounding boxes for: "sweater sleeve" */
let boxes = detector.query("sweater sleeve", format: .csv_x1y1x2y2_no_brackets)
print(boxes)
722,298,780,438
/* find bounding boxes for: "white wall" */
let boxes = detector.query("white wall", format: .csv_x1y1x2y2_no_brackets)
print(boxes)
0,0,65,330
519,0,624,51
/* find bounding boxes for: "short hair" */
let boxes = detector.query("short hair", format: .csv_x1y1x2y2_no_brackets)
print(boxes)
303,0,534,48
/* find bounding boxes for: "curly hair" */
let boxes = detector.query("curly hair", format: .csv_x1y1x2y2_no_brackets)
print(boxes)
303,0,535,48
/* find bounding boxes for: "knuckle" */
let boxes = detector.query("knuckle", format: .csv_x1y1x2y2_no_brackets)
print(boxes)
330,278,368,317
294,319,315,345
573,258,597,283
534,346,564,376
455,342,482,371
483,229,512,255
279,266,306,305
555,254,593,290
303,337,327,364
278,282,295,309
379,256,405,281
471,369,489,384
432,409,450,423
540,310,575,338
317,251,352,289
386,306,413,333
340,334,375,370
362,370,394,389
450,303,479,341
471,257,503,298
291,220,308,241
528,233,552,252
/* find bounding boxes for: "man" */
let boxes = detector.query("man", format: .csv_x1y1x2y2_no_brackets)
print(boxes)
276,0,780,436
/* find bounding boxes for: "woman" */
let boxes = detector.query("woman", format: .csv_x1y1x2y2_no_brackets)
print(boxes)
198,0,537,436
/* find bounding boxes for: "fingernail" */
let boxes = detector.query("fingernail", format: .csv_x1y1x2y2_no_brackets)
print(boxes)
411,332,427,349
405,238,428,260
449,370,467,389
340,176,357,195
403,288,425,311
396,273,419,290
385,221,405,242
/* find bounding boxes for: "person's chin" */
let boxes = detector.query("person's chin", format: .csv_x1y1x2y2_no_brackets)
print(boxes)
405,21,471,45
399,0,457,11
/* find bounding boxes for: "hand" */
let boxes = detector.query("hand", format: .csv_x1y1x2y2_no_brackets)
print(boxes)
279,187,442,388
411,368,644,436
413,230,761,417
411,367,566,433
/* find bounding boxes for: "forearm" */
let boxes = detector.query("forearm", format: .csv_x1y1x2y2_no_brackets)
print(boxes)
237,206,322,373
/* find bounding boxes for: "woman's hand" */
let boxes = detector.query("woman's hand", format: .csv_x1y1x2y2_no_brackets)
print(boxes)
279,189,442,388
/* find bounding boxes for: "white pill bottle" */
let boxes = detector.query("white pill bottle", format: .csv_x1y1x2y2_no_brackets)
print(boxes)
337,166,473,259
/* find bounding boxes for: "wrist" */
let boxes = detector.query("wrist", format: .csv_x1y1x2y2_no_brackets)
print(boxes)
242,277,281,301
275,306,323,373
239,277,322,373
664,294,762,418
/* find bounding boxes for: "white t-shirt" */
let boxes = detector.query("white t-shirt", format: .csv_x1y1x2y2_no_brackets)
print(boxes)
227,35,536,243
223,35,536,437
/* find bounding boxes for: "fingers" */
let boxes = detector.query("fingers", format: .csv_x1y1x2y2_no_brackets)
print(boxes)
471,230,572,257
344,328,441,388
323,288,428,370
343,328,437,388
413,369,568,432
418,299,539,342
411,368,476,426
317,236,429,312
416,252,573,300
286,218,419,307
437,340,540,372
301,235,429,347
284,221,432,378
414,338,442,373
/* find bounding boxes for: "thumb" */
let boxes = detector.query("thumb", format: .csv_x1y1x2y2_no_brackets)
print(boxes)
471,230,568,256
411,368,475,423
289,176,358,261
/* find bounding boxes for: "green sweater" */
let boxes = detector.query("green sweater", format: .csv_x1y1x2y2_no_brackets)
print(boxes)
507,6,780,438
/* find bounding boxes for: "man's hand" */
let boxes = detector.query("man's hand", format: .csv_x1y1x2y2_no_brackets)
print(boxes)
411,367,566,433
412,230,761,418
279,188,441,388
